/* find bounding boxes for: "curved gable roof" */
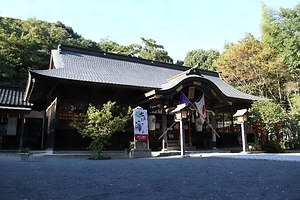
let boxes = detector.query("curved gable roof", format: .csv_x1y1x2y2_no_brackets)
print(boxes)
158,74,263,101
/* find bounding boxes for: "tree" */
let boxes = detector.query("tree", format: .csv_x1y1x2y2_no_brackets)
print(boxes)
73,101,132,159
250,100,284,135
289,94,300,128
215,34,286,102
0,17,175,86
286,94,300,148
138,37,173,63
0,17,26,85
98,37,174,63
261,3,300,81
97,39,140,57
175,60,184,66
249,96,300,150
183,49,220,71
249,100,285,152
0,17,100,86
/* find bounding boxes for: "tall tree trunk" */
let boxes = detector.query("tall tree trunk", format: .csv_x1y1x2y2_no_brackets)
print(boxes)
275,123,280,144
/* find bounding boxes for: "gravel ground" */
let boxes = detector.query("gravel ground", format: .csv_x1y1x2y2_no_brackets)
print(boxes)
1,153,300,200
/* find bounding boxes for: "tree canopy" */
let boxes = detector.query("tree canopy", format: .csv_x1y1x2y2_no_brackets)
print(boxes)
0,17,174,86
214,4,300,148
261,4,300,81
0,17,99,86
138,37,173,63
183,49,220,71
215,34,286,102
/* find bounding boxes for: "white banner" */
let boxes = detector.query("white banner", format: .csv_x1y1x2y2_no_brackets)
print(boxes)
133,109,148,140
195,94,206,120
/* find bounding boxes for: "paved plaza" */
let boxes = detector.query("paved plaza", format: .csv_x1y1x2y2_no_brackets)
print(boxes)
1,152,300,200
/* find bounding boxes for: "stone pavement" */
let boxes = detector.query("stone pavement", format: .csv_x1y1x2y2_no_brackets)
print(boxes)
1,151,300,200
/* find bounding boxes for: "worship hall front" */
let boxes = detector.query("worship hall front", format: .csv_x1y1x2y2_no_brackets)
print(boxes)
24,45,262,150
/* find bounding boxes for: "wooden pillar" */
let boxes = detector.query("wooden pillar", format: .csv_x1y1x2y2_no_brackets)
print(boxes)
40,111,46,149
230,106,234,132
19,114,25,148
162,108,167,151
211,115,217,149
188,121,192,146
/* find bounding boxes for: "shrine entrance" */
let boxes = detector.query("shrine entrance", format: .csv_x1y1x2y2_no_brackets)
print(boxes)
142,68,253,151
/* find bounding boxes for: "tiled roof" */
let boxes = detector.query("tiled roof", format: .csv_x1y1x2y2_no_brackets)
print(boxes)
0,86,31,107
30,45,263,101
160,74,264,101
32,47,186,89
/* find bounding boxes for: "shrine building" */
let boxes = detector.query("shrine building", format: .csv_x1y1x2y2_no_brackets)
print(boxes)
11,45,263,150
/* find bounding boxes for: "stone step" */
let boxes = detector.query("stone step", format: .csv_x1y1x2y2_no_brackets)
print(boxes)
167,144,196,151
168,141,179,147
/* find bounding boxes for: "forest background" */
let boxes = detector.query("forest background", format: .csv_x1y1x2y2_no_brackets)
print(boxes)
0,4,299,149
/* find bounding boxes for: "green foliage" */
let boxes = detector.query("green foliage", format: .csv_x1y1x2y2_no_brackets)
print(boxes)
215,34,286,102
289,94,300,128
138,37,173,63
98,38,140,57
261,4,300,81
19,147,30,153
73,101,132,159
175,60,184,66
284,94,300,148
249,100,285,147
183,49,220,71
0,17,174,86
249,100,284,133
214,4,300,149
258,4,300,148
97,37,174,63
0,17,99,86
264,140,284,153
249,95,300,150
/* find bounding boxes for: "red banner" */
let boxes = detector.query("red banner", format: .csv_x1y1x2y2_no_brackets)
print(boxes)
135,134,148,141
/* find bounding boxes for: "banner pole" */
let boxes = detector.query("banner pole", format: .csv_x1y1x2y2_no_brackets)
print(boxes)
181,92,220,138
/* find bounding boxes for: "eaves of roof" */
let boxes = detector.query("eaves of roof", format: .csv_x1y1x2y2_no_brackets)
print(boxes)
0,85,31,107
28,45,264,102
157,74,265,102
0,106,31,111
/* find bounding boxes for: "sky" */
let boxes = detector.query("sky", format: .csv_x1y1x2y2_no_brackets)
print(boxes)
0,0,299,61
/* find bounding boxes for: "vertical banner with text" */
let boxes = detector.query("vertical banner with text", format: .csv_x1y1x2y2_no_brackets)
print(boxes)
133,108,149,141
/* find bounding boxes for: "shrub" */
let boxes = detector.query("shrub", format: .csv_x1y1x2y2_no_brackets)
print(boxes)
264,140,284,153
